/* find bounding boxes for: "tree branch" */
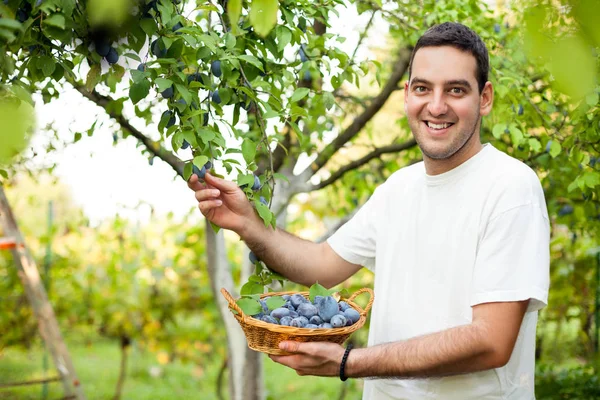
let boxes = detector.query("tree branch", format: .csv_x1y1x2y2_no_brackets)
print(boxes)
296,46,412,184
309,138,417,191
72,84,186,178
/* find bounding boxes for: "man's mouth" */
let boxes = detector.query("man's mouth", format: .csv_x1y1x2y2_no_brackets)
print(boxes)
424,121,455,130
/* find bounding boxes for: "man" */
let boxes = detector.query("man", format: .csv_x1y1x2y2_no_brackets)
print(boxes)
188,22,550,400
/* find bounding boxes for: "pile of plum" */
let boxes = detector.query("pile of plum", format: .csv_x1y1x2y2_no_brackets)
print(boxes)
252,294,360,329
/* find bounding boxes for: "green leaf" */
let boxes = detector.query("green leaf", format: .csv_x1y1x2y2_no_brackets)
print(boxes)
193,155,209,169
44,14,66,29
273,172,289,183
174,84,192,105
227,0,242,28
528,138,542,153
309,282,335,303
255,201,272,227
582,171,600,188
249,0,278,37
235,297,263,314
549,140,562,158
242,139,256,164
240,283,264,297
492,123,507,139
86,64,102,92
265,296,285,310
276,26,292,52
224,32,236,49
39,56,56,77
0,18,24,31
198,128,216,144
586,92,599,107
183,161,193,180
155,78,173,92
290,87,310,103
238,54,264,71
129,80,150,104
509,125,523,146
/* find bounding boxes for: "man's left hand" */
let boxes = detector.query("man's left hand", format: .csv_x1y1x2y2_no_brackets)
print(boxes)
268,341,346,377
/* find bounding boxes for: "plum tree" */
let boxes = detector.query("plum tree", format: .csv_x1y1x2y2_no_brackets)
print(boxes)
161,86,174,99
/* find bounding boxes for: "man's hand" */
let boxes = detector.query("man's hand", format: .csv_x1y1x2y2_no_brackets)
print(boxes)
268,341,346,377
187,172,257,235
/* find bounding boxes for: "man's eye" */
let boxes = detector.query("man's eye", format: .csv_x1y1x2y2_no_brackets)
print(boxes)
450,87,464,94
414,86,427,93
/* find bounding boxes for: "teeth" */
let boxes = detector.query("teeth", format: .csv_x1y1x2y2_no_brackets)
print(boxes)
427,122,452,129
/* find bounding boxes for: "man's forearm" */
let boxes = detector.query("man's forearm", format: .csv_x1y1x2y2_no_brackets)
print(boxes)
241,219,325,287
346,322,504,379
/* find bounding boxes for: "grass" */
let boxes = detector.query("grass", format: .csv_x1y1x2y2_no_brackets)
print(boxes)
0,335,363,400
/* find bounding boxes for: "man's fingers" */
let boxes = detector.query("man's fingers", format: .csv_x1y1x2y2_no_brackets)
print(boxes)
204,172,240,193
198,199,222,214
195,188,221,203
187,174,206,190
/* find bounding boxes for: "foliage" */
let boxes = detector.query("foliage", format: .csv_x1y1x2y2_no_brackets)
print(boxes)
535,363,600,400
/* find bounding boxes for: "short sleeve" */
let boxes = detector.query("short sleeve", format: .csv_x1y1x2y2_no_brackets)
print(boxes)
326,184,386,271
470,202,550,312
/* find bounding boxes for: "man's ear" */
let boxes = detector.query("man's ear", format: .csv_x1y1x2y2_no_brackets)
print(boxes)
480,81,494,116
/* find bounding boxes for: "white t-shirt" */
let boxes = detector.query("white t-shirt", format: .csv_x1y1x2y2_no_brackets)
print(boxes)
327,143,550,400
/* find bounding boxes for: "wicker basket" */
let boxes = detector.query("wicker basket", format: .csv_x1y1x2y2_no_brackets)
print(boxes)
220,287,374,355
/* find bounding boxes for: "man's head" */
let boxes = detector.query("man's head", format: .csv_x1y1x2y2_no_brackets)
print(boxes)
404,22,493,169
408,22,489,93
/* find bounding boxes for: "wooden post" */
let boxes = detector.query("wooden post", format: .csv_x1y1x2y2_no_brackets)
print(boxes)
0,186,86,400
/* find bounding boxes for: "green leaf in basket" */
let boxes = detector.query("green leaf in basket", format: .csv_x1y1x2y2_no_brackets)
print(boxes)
309,282,336,303
337,288,350,299
265,296,285,310
235,298,263,316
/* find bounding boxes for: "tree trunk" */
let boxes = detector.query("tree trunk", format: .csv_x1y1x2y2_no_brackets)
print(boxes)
113,336,130,400
205,221,264,400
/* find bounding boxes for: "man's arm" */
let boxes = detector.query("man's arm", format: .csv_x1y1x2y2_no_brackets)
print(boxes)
243,221,362,288
346,300,529,378
189,173,361,288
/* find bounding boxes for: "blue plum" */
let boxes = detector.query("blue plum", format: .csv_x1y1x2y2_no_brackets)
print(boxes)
309,316,323,325
290,294,306,308
317,296,338,322
271,307,291,320
211,60,222,77
297,303,318,319
305,324,319,329
330,314,347,328
161,86,174,99
261,315,278,324
338,301,350,312
249,251,259,264
192,165,206,179
279,316,293,326
106,48,119,64
251,175,261,191
290,316,309,328
319,323,332,329
343,308,360,324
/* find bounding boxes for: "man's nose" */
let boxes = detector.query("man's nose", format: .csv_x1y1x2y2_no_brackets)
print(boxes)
427,92,448,116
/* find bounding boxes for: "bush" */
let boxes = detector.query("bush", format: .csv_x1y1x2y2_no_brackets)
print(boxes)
536,364,600,399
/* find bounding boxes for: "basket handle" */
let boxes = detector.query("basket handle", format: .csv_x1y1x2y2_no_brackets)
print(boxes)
347,287,374,316
220,288,247,322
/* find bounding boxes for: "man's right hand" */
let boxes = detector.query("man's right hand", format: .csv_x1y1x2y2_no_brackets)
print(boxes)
187,172,258,236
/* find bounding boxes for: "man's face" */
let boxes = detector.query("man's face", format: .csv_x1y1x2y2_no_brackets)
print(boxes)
405,46,492,161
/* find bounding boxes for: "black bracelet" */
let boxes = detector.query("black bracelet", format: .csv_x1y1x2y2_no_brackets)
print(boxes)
339,343,354,382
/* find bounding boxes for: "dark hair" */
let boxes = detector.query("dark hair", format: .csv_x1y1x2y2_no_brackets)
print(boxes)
408,22,489,93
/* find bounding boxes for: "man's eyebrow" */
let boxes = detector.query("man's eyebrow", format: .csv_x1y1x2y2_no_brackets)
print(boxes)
410,78,473,90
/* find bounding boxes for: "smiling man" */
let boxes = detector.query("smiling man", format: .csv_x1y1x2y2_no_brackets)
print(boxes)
188,22,550,400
